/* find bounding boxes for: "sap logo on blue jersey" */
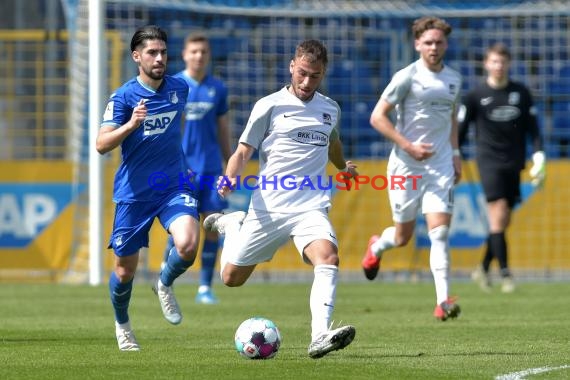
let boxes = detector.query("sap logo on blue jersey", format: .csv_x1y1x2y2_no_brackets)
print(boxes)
0,183,82,248
143,111,178,136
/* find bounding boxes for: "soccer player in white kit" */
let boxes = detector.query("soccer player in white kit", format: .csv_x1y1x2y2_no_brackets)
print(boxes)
361,16,463,321
204,40,357,358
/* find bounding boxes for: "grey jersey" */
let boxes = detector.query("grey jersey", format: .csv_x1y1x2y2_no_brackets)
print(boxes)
382,60,462,169
239,87,341,213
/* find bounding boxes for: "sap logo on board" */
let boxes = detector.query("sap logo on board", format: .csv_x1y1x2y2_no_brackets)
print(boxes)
415,182,535,248
0,184,77,248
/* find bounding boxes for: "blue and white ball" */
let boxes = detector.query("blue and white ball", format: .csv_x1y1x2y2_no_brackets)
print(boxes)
234,317,282,359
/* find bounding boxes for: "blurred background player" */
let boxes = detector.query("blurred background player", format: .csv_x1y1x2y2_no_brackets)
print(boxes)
204,39,358,358
361,16,462,321
97,25,200,351
161,32,232,304
458,42,545,293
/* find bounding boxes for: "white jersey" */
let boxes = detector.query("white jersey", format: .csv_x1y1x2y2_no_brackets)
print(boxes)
239,86,340,213
382,59,462,169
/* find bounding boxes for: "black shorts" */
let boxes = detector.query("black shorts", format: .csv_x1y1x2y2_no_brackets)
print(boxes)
478,166,521,208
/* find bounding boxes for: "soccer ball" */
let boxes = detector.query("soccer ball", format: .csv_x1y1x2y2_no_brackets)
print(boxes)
234,317,282,359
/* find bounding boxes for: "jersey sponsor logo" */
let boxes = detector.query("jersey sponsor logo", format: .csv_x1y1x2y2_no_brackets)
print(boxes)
185,102,214,121
143,110,178,136
488,106,520,122
290,130,328,146
430,99,453,111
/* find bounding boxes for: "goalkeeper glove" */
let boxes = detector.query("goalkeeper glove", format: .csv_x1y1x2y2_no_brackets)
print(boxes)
529,151,546,188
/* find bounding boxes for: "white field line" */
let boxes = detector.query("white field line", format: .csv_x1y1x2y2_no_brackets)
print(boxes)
496,365,570,380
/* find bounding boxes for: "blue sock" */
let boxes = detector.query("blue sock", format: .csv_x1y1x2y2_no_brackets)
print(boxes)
163,235,175,264
199,239,219,288
160,248,194,287
109,272,133,324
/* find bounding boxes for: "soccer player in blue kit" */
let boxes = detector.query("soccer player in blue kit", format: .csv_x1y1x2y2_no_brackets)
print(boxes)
162,32,232,305
97,25,200,351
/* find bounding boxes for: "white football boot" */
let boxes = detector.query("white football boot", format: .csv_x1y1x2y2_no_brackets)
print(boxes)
203,211,246,235
152,278,182,325
308,325,356,359
115,321,140,351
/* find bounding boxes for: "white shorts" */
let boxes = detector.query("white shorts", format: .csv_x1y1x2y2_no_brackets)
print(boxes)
387,159,455,223
221,208,337,266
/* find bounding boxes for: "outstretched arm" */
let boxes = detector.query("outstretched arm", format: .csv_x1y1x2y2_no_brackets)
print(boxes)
328,138,358,175
217,142,255,198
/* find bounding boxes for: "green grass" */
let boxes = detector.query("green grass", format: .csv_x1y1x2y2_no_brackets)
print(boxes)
1,281,569,379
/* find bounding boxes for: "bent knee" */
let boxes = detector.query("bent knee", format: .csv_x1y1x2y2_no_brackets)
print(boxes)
428,225,449,242
221,272,246,287
320,252,339,266
394,234,413,247
175,241,199,261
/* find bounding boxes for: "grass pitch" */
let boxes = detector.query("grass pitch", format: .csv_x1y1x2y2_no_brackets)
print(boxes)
1,280,568,379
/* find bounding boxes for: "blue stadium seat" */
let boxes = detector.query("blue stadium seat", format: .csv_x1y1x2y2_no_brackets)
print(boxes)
340,101,390,158
547,65,570,95
327,58,375,100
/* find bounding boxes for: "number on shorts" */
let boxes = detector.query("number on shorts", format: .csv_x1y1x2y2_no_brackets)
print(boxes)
180,194,197,207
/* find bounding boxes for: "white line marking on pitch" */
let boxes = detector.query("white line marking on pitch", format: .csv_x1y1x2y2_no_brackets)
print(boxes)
496,365,570,380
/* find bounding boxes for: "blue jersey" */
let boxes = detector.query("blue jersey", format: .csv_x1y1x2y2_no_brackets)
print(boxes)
102,76,189,202
175,71,229,174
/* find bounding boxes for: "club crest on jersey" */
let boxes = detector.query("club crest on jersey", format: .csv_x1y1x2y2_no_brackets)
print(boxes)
449,84,457,95
508,92,520,105
208,87,216,98
143,110,178,136
169,91,179,104
322,113,332,125
290,130,328,146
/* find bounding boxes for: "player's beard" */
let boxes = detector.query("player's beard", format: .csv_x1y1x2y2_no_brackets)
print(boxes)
291,84,314,101
145,66,165,80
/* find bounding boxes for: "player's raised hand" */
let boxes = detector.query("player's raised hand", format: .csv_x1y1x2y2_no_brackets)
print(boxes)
129,99,147,129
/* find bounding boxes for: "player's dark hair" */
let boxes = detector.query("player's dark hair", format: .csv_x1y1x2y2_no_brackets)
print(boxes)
294,39,328,68
412,16,452,39
485,42,511,61
130,25,168,52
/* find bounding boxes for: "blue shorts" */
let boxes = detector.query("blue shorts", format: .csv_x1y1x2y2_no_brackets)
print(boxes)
194,173,228,214
108,191,199,257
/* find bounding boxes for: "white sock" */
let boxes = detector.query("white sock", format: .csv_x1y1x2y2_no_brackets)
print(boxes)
310,264,338,340
116,320,132,331
428,225,450,305
218,226,237,279
198,285,210,293
371,226,396,257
